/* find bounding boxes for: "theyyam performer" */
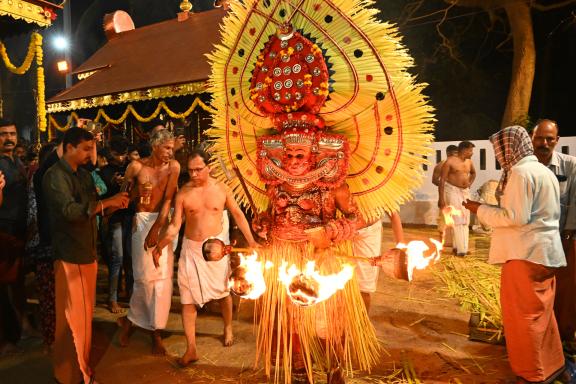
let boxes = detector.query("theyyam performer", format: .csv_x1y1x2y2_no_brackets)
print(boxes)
207,0,435,383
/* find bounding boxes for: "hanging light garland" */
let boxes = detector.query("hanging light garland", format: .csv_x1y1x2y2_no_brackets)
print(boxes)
48,97,214,131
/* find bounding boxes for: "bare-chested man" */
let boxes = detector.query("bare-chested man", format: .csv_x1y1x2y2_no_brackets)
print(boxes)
438,141,476,256
117,130,180,354
154,149,258,366
432,145,458,246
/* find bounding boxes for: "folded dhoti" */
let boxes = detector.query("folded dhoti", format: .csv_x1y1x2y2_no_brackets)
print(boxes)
353,220,383,293
127,212,177,331
443,183,470,226
178,227,230,306
444,182,471,254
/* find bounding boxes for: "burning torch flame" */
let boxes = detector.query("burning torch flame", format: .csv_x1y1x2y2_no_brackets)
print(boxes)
397,239,443,281
279,261,354,306
228,252,273,300
442,205,463,227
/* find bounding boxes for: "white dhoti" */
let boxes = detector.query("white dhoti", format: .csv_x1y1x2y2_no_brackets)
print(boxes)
444,183,470,255
127,212,177,331
437,211,453,247
178,225,230,306
353,220,383,293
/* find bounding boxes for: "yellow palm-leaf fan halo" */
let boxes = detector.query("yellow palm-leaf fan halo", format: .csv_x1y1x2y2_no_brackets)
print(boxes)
206,0,435,221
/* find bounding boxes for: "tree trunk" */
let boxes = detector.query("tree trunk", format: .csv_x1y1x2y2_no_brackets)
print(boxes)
501,1,535,127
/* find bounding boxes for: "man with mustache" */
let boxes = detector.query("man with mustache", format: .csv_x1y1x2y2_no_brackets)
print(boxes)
464,126,574,384
153,149,258,366
438,141,476,256
0,119,28,354
531,119,576,353
43,127,129,383
117,129,180,355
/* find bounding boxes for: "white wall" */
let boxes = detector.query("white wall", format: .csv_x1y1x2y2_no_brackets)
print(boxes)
386,136,576,225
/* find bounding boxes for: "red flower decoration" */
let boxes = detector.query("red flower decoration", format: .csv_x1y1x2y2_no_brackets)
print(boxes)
42,7,58,21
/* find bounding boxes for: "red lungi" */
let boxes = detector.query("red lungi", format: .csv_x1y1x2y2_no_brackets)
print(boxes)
554,238,576,342
501,260,564,382
53,260,97,384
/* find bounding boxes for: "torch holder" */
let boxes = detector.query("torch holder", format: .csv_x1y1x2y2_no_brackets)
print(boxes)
379,248,409,281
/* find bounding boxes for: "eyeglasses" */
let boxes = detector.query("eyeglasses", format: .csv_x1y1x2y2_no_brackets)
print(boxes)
188,166,207,174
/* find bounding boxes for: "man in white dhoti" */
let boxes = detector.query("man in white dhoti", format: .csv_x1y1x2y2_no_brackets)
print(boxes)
117,130,180,355
438,141,476,256
432,145,458,246
154,149,258,367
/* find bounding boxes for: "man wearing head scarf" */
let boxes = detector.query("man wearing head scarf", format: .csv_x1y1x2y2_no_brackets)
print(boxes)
463,126,574,383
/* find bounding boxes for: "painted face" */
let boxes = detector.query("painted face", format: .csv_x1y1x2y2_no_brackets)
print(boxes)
283,145,313,176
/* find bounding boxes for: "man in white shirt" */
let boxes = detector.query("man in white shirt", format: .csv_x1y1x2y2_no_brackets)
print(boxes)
464,126,573,384
531,119,576,349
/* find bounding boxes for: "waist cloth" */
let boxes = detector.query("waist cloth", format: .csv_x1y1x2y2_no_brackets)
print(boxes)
127,211,177,330
178,224,230,306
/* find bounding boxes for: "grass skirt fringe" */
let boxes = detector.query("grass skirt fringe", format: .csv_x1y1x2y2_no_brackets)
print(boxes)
254,239,380,383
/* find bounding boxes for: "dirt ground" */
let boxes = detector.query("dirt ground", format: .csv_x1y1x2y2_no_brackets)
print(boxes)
0,226,515,383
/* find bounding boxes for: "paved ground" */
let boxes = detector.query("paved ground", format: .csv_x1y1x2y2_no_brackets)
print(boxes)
0,226,515,383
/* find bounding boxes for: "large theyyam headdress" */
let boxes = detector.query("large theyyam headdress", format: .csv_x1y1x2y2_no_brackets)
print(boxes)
207,0,436,221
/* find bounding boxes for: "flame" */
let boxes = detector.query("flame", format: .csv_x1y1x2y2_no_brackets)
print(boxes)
228,252,272,300
279,261,354,306
397,238,443,281
442,205,463,227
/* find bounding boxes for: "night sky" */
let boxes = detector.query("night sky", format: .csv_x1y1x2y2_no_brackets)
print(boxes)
1,0,574,141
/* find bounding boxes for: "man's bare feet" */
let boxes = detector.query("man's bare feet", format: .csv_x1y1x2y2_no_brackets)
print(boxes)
177,350,199,367
116,316,132,347
223,325,234,346
108,301,123,314
151,330,166,355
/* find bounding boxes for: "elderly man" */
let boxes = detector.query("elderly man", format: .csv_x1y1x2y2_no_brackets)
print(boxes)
117,130,180,355
464,126,574,384
531,119,576,350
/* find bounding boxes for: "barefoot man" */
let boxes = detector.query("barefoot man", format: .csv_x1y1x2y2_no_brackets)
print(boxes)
118,130,180,354
438,141,476,256
154,149,258,366
432,145,458,247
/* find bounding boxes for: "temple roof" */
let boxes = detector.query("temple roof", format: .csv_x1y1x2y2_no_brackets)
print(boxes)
47,8,226,113
0,0,61,37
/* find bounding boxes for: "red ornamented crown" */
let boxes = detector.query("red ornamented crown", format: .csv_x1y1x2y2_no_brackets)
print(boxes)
250,24,329,132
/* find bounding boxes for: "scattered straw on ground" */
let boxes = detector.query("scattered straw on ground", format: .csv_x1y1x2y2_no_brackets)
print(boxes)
433,252,502,332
